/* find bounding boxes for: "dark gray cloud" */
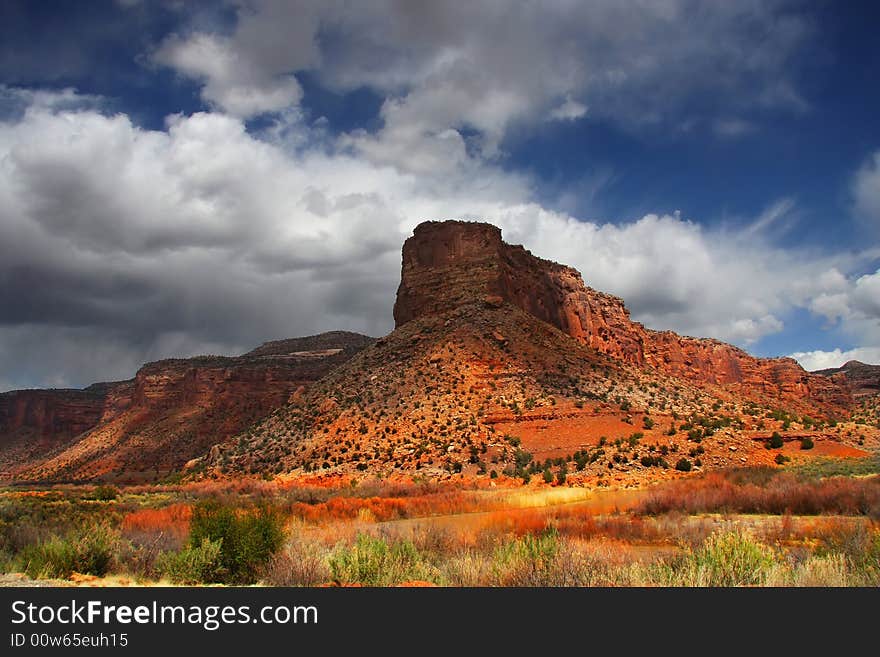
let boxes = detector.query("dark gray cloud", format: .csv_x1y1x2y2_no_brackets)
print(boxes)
156,0,817,145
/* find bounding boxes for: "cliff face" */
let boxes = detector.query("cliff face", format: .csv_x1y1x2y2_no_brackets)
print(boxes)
0,389,106,444
813,360,880,399
2,332,374,482
393,220,852,412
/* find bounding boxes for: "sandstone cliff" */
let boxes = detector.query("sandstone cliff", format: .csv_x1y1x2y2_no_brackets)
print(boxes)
813,360,880,399
0,388,105,443
393,220,851,413
215,220,873,483
1,332,373,482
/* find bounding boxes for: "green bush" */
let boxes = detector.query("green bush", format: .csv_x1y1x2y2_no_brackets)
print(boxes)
19,524,116,579
800,437,814,450
186,501,286,584
556,465,567,485
158,538,224,584
492,528,566,586
689,531,775,586
675,458,692,472
89,485,119,501
768,432,784,449
329,533,436,586
543,468,554,484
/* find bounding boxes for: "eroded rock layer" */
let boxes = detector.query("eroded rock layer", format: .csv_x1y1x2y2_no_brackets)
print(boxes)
393,220,852,413
1,332,373,482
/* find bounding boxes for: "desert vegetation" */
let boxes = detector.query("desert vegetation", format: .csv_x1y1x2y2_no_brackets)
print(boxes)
2,461,879,587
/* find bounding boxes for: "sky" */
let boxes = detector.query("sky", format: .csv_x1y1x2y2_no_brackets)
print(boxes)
1,0,879,391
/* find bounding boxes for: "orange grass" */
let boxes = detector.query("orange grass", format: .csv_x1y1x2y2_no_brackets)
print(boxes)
636,471,880,516
290,490,489,523
120,503,192,539
482,506,666,543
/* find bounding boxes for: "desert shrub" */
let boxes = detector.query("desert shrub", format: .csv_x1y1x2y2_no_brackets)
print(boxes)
261,535,331,586
556,465,567,485
543,468,553,484
784,554,852,587
186,501,286,584
492,528,560,586
89,485,120,501
768,432,784,449
800,437,814,450
813,521,880,584
19,524,116,579
636,470,880,517
328,533,436,586
158,538,224,584
775,454,789,465
441,550,494,586
682,530,775,586
489,528,596,586
675,458,692,472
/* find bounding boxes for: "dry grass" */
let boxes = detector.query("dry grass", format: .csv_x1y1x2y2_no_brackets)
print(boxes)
636,470,880,517
289,491,487,523
120,503,191,541
5,466,880,586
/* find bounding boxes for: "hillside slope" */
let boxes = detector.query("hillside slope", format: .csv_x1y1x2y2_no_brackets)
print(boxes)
2,332,373,483
210,221,872,485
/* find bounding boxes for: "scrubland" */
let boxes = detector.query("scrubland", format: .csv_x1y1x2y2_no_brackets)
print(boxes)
2,460,879,587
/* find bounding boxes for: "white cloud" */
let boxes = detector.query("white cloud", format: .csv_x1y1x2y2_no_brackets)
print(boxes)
852,269,880,317
742,197,797,237
494,210,864,345
790,347,880,371
0,87,876,389
155,33,302,117
853,150,880,224
549,97,588,122
800,268,880,346
810,293,852,322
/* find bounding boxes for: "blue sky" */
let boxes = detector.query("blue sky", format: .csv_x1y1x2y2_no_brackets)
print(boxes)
0,0,879,390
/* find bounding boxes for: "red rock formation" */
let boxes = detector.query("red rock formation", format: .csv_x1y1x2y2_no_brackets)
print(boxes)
393,220,852,413
0,389,105,444
1,332,373,482
813,360,880,399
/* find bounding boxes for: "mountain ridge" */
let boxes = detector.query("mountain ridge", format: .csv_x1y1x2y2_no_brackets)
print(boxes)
0,331,374,482
2,220,876,484
209,220,876,484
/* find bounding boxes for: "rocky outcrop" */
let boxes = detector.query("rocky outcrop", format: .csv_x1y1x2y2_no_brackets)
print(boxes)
1,332,374,482
813,360,880,399
0,389,106,444
393,220,852,413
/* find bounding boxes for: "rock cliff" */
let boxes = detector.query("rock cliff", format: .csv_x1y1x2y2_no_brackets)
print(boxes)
813,360,880,399
1,332,373,482
393,220,851,412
